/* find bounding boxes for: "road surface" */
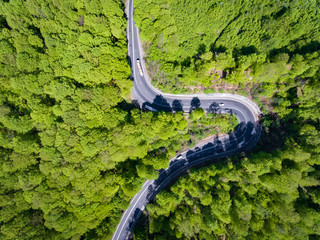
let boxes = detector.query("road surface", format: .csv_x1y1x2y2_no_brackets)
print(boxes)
112,0,262,239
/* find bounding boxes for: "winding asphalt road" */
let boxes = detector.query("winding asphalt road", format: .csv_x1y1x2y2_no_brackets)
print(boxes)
112,0,262,239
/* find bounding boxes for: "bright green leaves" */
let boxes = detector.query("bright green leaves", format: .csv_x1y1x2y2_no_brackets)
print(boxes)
136,163,158,179
44,78,75,101
0,0,134,238
187,110,238,146
253,53,291,84
28,34,43,48
297,81,320,122
101,0,126,39
16,52,39,72
134,0,320,120
9,152,38,172
78,101,104,128
189,108,205,121
0,40,16,66
0,115,34,134
143,144,320,239
151,112,178,140
214,52,236,71
148,191,181,218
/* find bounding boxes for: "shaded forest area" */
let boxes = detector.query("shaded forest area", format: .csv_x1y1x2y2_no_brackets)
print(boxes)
0,0,236,239
133,0,320,239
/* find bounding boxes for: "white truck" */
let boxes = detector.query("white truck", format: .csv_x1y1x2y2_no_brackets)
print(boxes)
136,59,143,76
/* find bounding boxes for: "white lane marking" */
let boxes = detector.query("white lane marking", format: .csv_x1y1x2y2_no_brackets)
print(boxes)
142,180,149,188
114,0,260,239
129,0,262,122
113,182,150,240
130,180,149,204
130,0,135,77
168,119,252,161
113,182,151,240
113,117,257,240
131,11,260,119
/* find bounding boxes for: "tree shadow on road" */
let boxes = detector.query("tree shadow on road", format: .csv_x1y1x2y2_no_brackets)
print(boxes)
208,102,219,113
172,99,183,112
190,97,201,112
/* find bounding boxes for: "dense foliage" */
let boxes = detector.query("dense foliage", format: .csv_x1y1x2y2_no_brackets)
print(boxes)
183,110,237,149
0,1,133,238
134,81,320,240
134,0,320,112
133,0,320,239
1,0,319,239
0,1,237,239
135,146,320,239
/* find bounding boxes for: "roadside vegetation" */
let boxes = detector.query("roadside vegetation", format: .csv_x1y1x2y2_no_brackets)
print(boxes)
1,0,319,239
0,1,236,239
186,109,238,148
133,0,320,239
135,146,320,239
134,0,320,114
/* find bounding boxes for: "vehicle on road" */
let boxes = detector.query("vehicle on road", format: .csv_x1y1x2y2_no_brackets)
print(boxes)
176,154,183,160
194,147,201,152
144,105,158,112
136,59,143,76
194,148,202,158
111,0,262,238
238,140,245,147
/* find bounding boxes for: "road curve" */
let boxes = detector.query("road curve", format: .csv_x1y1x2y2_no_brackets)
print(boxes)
112,0,262,239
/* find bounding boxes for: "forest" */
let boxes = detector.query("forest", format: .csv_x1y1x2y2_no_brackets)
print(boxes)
134,0,320,114
0,0,236,239
1,0,320,239
132,0,320,239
